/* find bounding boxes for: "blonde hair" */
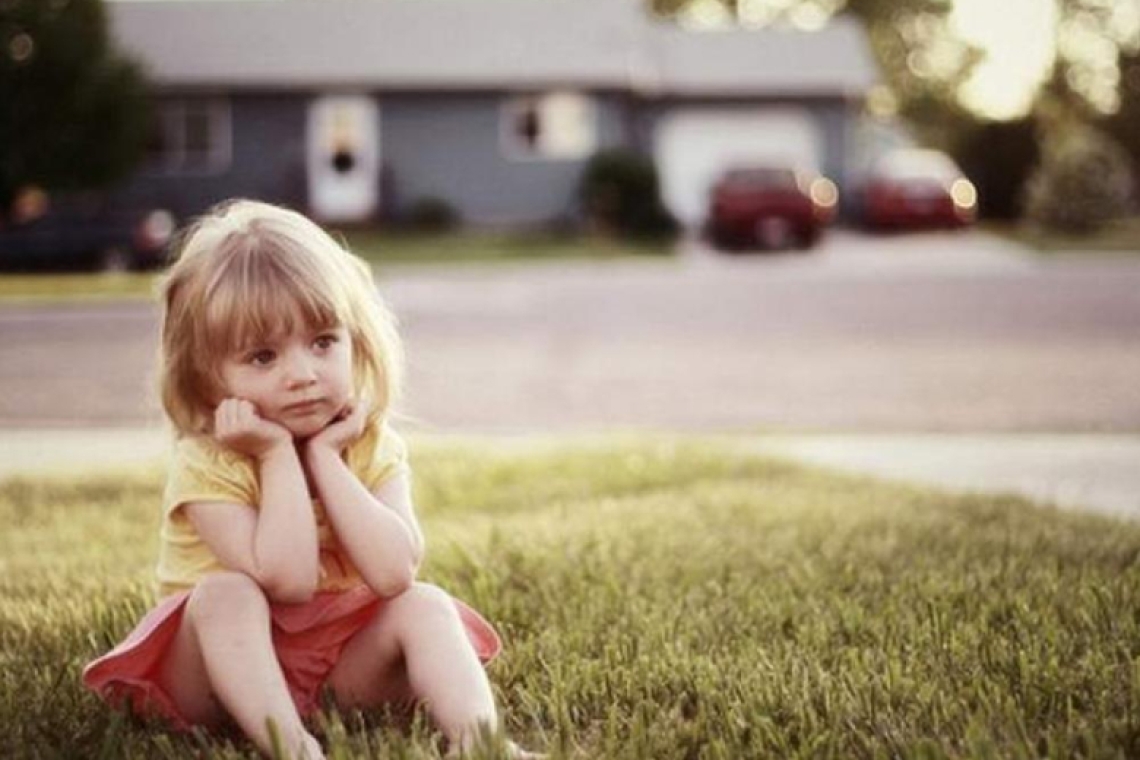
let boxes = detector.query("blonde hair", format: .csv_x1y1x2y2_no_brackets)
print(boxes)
158,199,403,437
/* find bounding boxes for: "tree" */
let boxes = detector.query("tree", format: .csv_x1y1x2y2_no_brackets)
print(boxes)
0,0,150,212
1048,0,1140,115
1102,47,1140,194
1023,118,1134,233
841,0,980,147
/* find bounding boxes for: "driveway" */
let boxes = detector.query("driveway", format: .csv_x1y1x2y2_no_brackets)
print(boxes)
1,230,1138,516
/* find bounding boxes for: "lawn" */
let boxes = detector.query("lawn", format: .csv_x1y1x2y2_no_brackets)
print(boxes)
0,232,673,304
339,230,673,266
2,439,1138,759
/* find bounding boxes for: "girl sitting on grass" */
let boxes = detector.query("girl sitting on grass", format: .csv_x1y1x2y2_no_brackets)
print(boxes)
83,199,539,759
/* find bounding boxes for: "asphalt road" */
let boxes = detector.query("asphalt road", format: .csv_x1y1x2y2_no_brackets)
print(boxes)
3,230,1139,517
2,230,1137,433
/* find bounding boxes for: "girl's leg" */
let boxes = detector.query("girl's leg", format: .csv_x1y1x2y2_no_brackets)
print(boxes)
157,572,324,759
326,582,497,753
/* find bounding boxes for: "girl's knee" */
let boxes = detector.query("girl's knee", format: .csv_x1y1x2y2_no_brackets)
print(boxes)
186,571,268,625
391,582,459,625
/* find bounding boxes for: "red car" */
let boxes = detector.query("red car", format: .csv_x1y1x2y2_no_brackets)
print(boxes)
862,149,977,230
706,165,838,251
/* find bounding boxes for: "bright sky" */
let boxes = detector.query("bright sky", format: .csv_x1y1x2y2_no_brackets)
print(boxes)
950,0,1058,120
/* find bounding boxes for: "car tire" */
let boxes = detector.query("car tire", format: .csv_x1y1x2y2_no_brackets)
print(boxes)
710,228,738,253
794,230,819,250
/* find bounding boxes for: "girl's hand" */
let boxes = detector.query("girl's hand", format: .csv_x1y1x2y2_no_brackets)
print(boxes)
307,398,370,456
213,398,293,460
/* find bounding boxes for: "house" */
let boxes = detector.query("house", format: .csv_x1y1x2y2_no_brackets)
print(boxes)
107,0,880,229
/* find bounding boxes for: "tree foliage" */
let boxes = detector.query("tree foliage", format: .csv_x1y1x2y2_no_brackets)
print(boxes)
0,0,150,211
1049,0,1140,115
1102,48,1140,190
842,0,979,144
1023,119,1134,233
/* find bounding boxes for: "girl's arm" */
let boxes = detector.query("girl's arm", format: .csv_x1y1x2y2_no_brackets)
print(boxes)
185,399,321,603
304,404,424,598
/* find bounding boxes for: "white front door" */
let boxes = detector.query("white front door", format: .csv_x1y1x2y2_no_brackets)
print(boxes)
306,95,380,223
654,108,823,228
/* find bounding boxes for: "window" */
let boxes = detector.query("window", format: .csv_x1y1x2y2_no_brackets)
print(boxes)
146,98,232,174
502,91,596,161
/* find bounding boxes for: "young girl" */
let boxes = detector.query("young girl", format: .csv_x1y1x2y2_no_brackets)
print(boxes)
84,199,538,759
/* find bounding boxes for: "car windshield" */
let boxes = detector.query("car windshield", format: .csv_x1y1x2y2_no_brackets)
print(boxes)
722,168,800,190
875,151,958,181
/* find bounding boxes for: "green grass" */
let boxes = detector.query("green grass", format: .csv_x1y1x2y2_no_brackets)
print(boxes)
337,229,673,266
0,232,673,304
0,272,159,303
984,216,1140,254
2,439,1139,759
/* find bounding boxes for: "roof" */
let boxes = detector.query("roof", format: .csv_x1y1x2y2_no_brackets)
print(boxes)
641,17,879,97
107,0,879,97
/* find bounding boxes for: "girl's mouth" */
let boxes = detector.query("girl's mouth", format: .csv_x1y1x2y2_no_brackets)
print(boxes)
283,398,324,414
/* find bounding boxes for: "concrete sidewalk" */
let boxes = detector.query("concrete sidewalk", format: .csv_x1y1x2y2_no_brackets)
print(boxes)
1,427,1136,521
746,433,1140,520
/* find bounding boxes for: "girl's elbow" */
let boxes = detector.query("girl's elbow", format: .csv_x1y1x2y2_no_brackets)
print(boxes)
372,560,417,598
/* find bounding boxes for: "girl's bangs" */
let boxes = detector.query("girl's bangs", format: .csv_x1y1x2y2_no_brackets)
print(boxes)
200,243,345,355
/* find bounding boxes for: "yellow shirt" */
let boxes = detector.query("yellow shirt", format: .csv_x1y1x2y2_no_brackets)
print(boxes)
155,423,407,598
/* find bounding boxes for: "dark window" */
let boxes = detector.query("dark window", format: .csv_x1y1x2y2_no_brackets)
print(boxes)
147,98,231,174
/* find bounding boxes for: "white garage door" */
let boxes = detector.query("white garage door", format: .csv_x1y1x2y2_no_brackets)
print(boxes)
654,108,823,228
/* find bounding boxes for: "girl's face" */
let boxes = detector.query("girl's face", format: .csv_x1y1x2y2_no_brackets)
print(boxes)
216,319,355,439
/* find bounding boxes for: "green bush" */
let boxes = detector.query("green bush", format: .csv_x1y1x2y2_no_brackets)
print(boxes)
579,149,678,240
1023,123,1135,234
402,196,460,232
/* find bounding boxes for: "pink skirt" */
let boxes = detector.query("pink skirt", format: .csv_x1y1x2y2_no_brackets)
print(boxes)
82,584,501,730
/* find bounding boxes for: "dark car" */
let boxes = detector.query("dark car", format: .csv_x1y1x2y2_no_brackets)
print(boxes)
705,165,838,251
0,191,176,272
862,149,977,231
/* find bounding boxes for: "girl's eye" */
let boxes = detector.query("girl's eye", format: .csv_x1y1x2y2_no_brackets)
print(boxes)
248,349,276,366
314,333,338,350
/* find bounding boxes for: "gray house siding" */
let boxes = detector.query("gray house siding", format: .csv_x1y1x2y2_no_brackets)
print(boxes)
114,93,309,220
381,92,627,227
104,1,880,230
115,90,629,228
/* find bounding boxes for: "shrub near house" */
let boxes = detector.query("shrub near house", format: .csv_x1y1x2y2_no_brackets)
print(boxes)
579,150,678,241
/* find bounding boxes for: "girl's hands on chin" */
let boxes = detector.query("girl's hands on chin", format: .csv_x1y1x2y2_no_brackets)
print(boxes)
307,398,369,456
213,398,293,459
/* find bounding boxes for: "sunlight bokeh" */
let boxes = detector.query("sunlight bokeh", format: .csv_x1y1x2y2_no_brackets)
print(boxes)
951,0,1057,120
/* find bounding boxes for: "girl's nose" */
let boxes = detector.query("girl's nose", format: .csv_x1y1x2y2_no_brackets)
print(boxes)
284,351,318,387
